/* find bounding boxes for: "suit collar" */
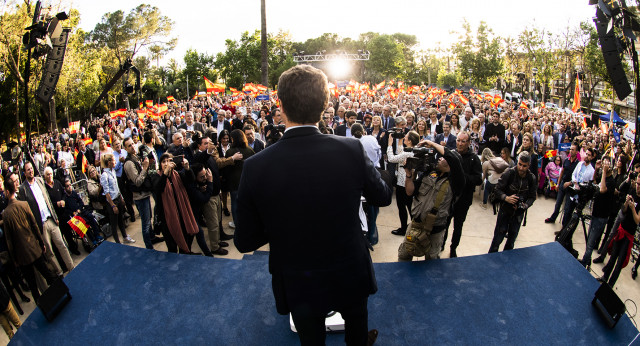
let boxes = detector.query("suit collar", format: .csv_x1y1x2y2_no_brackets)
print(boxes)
281,126,320,140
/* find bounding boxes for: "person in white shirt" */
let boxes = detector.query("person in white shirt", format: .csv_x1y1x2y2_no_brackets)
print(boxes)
387,130,420,236
562,147,595,227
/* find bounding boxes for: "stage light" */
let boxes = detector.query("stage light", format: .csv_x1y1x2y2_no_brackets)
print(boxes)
329,59,350,79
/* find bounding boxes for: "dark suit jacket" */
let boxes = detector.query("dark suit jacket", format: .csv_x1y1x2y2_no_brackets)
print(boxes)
75,148,95,169
435,133,457,150
18,177,58,232
214,120,232,133
505,133,523,157
250,139,265,154
334,124,348,136
380,116,395,130
553,131,567,150
427,120,443,135
234,127,392,314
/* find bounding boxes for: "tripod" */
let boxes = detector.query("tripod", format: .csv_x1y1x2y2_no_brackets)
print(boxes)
555,194,591,258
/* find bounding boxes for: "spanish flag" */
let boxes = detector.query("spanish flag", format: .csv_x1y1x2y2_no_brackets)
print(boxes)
139,102,144,109
69,121,80,134
571,74,581,113
459,95,469,105
68,215,90,238
136,110,146,118
544,149,558,158
167,96,175,102
192,90,199,100
231,97,243,106
146,100,153,108
375,81,386,90
157,103,168,116
520,101,529,109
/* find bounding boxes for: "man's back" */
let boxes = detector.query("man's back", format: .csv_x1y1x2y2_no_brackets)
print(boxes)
235,126,391,312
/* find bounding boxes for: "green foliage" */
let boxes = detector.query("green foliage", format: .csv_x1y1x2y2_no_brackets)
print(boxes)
452,21,503,89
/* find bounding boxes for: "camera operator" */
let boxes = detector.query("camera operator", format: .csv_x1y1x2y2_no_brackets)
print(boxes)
488,151,537,253
579,156,615,267
387,130,420,236
561,148,595,226
264,123,286,146
398,139,464,261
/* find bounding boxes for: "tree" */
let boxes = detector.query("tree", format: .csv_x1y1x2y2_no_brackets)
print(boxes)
364,34,405,82
452,21,503,89
90,4,176,67
182,49,216,93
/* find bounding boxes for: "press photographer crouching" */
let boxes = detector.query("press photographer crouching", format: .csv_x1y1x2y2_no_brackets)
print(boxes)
397,139,464,261
488,151,537,253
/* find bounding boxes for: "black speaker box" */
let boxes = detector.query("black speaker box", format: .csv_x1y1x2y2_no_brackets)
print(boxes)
37,277,72,322
592,282,625,328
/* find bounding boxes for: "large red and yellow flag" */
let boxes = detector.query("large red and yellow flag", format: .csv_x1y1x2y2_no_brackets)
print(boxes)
571,74,581,113
69,121,80,134
146,100,154,108
157,103,168,116
375,81,386,90
231,97,243,106
68,215,90,238
459,95,469,105
167,96,175,102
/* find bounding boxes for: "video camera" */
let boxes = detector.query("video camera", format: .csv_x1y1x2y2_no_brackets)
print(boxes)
265,123,286,144
388,127,405,139
403,147,437,173
566,182,598,211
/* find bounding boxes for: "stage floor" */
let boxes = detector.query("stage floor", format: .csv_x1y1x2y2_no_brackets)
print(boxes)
10,242,639,345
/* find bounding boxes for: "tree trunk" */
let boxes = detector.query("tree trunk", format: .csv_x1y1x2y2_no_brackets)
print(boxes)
260,0,268,87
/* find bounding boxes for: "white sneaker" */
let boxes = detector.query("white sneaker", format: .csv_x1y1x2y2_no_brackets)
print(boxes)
124,236,136,243
229,221,235,229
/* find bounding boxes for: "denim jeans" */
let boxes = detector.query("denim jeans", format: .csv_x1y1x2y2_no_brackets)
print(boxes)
365,205,379,245
582,216,608,264
134,197,153,249
489,207,524,253
483,180,495,204
548,183,567,221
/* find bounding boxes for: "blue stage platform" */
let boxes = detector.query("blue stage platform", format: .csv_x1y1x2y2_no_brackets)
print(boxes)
10,242,639,345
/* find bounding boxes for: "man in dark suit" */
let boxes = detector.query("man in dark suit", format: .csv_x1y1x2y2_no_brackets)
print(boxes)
230,111,248,132
380,105,395,130
243,125,265,154
553,123,567,150
234,65,391,345
214,111,232,134
335,111,358,137
435,122,457,150
75,139,95,169
505,121,523,158
178,111,207,134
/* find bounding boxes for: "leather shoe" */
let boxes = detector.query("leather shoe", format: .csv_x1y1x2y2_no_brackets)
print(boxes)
223,207,230,216
367,329,378,345
151,236,165,244
593,255,605,264
545,218,555,224
554,230,560,236
220,232,233,241
391,228,405,236
219,241,229,247
70,248,81,256
212,248,228,256
450,248,457,258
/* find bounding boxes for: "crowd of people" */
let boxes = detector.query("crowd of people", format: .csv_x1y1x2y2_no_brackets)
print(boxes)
0,76,638,340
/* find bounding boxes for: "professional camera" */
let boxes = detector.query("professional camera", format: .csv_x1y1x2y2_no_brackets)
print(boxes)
388,127,405,139
403,147,437,172
566,182,598,211
265,123,286,144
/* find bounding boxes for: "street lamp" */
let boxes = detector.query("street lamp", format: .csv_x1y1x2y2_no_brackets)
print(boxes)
467,68,473,86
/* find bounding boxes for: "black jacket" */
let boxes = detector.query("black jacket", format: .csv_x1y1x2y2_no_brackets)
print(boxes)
457,149,483,204
234,126,392,314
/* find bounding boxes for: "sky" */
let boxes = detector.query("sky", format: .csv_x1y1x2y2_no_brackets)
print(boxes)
69,0,597,65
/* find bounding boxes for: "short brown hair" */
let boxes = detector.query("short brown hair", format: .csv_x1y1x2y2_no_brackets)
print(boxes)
277,65,329,124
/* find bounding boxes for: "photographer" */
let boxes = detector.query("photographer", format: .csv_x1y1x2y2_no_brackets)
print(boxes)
398,139,464,261
387,130,420,236
264,123,285,146
488,151,537,253
579,156,615,267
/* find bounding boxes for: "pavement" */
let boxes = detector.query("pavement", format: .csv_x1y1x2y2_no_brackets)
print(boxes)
3,188,638,343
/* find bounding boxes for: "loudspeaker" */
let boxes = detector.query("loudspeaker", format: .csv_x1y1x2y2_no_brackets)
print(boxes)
35,28,70,105
37,277,72,322
592,282,625,328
